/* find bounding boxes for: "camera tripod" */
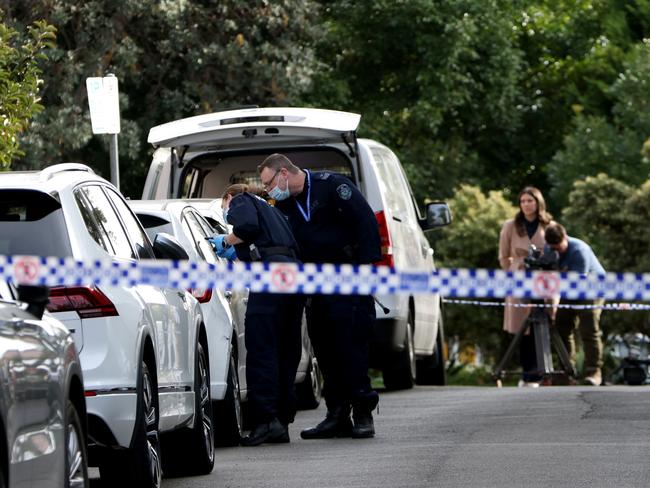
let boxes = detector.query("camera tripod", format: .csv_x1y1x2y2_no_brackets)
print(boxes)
493,300,576,387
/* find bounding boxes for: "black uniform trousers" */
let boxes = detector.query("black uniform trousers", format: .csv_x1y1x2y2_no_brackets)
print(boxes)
306,294,375,411
245,291,304,425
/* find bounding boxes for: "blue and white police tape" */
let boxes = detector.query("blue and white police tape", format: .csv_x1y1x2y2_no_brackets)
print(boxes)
442,299,650,311
3,254,650,301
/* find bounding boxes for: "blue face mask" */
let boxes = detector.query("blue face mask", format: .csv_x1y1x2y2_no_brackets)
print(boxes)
268,175,290,201
222,207,229,223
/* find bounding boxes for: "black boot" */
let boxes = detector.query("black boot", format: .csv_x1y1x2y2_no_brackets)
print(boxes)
352,391,379,439
300,406,352,439
240,418,289,446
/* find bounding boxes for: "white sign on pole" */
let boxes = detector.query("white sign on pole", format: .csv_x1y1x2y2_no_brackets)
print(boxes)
86,76,121,134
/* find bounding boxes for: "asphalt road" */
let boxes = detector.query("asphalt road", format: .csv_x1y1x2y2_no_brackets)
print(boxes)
92,385,650,487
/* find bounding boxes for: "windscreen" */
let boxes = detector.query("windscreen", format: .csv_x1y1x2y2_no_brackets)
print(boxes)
0,190,72,257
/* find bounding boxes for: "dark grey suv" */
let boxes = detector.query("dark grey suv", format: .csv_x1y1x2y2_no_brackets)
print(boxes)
0,283,88,488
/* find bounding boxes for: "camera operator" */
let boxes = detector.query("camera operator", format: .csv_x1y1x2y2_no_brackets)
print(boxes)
544,223,606,386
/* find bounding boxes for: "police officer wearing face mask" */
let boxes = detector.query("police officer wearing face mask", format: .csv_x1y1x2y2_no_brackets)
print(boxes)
258,153,382,439
208,184,303,446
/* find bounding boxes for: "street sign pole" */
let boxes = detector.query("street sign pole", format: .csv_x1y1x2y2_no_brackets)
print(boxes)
86,73,121,189
109,133,119,190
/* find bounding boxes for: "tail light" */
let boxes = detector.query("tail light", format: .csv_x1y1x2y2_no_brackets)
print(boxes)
374,210,394,267
190,288,213,304
47,286,119,319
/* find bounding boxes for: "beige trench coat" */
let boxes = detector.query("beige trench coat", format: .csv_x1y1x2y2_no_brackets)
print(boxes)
498,218,547,334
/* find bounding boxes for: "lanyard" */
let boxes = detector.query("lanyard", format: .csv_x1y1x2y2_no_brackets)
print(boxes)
295,170,311,222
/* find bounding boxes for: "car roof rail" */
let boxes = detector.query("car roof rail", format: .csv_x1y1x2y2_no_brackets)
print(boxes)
40,163,95,181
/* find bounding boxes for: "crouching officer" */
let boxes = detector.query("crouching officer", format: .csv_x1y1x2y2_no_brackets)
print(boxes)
258,153,382,439
209,183,304,446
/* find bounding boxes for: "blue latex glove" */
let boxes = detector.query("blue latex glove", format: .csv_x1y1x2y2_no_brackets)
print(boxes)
220,245,237,261
207,234,228,254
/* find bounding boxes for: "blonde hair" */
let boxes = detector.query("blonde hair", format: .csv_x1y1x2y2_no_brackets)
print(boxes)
221,183,265,199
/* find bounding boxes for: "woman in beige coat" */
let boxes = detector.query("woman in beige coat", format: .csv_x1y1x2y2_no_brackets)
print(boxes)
499,186,552,386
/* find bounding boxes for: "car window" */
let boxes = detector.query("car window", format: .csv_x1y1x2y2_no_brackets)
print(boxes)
74,188,114,254
194,211,218,236
0,190,73,257
182,210,218,264
372,147,413,222
103,188,155,259
79,186,135,259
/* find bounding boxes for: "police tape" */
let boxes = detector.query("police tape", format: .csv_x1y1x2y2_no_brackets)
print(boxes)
3,254,650,301
442,299,650,311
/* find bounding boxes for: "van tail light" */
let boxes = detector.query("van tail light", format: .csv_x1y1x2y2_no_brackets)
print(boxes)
374,210,394,267
190,288,213,304
47,286,119,319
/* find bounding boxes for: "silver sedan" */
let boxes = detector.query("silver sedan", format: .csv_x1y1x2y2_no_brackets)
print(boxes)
0,283,88,488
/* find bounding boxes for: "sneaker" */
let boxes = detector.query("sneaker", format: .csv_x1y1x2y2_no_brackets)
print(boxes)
583,371,602,386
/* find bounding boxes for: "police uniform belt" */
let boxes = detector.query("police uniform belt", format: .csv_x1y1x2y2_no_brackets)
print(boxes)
251,246,296,261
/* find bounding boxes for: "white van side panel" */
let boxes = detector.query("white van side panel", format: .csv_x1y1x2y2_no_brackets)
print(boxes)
359,140,439,355
142,148,173,199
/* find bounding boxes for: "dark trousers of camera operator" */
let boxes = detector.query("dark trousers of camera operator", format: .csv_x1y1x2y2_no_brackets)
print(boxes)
520,326,541,382
554,299,605,381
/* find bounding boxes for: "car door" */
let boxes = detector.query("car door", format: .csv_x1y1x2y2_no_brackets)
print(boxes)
182,209,248,394
103,188,195,394
1,309,66,488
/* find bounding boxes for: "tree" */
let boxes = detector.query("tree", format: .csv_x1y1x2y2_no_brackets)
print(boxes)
4,0,322,196
549,41,650,208
305,0,525,203
0,9,55,169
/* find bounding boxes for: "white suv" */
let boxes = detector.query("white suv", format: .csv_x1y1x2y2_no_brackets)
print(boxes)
0,164,214,486
142,107,451,390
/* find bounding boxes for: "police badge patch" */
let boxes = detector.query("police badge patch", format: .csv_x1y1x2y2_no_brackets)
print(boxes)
336,184,352,200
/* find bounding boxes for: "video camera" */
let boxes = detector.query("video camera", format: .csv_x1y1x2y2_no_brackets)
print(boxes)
524,244,559,271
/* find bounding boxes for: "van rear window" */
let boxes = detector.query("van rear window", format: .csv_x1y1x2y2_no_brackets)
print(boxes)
0,190,72,257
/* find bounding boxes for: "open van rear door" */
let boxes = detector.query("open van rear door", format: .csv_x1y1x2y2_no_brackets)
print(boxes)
148,107,360,150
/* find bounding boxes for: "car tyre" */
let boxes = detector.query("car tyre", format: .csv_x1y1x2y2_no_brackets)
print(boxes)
416,312,447,385
99,360,161,488
297,352,323,410
162,342,214,476
213,350,243,447
383,312,416,391
66,400,89,488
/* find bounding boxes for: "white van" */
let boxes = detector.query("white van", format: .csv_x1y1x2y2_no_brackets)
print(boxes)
142,107,451,390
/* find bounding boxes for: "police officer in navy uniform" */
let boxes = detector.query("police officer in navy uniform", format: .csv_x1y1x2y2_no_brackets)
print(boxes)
258,153,382,439
209,183,304,446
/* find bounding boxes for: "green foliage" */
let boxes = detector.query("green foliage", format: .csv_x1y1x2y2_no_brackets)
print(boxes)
306,0,525,202
433,185,517,362
434,184,516,268
0,10,55,169
549,42,650,208
6,0,321,196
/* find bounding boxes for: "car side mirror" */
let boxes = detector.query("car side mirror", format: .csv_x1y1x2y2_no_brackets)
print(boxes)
16,285,50,319
420,202,452,231
152,233,189,260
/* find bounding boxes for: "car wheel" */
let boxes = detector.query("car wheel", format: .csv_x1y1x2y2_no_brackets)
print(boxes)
383,312,416,391
162,342,214,476
416,312,447,385
99,360,161,488
66,400,89,488
213,350,243,447
297,352,323,410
